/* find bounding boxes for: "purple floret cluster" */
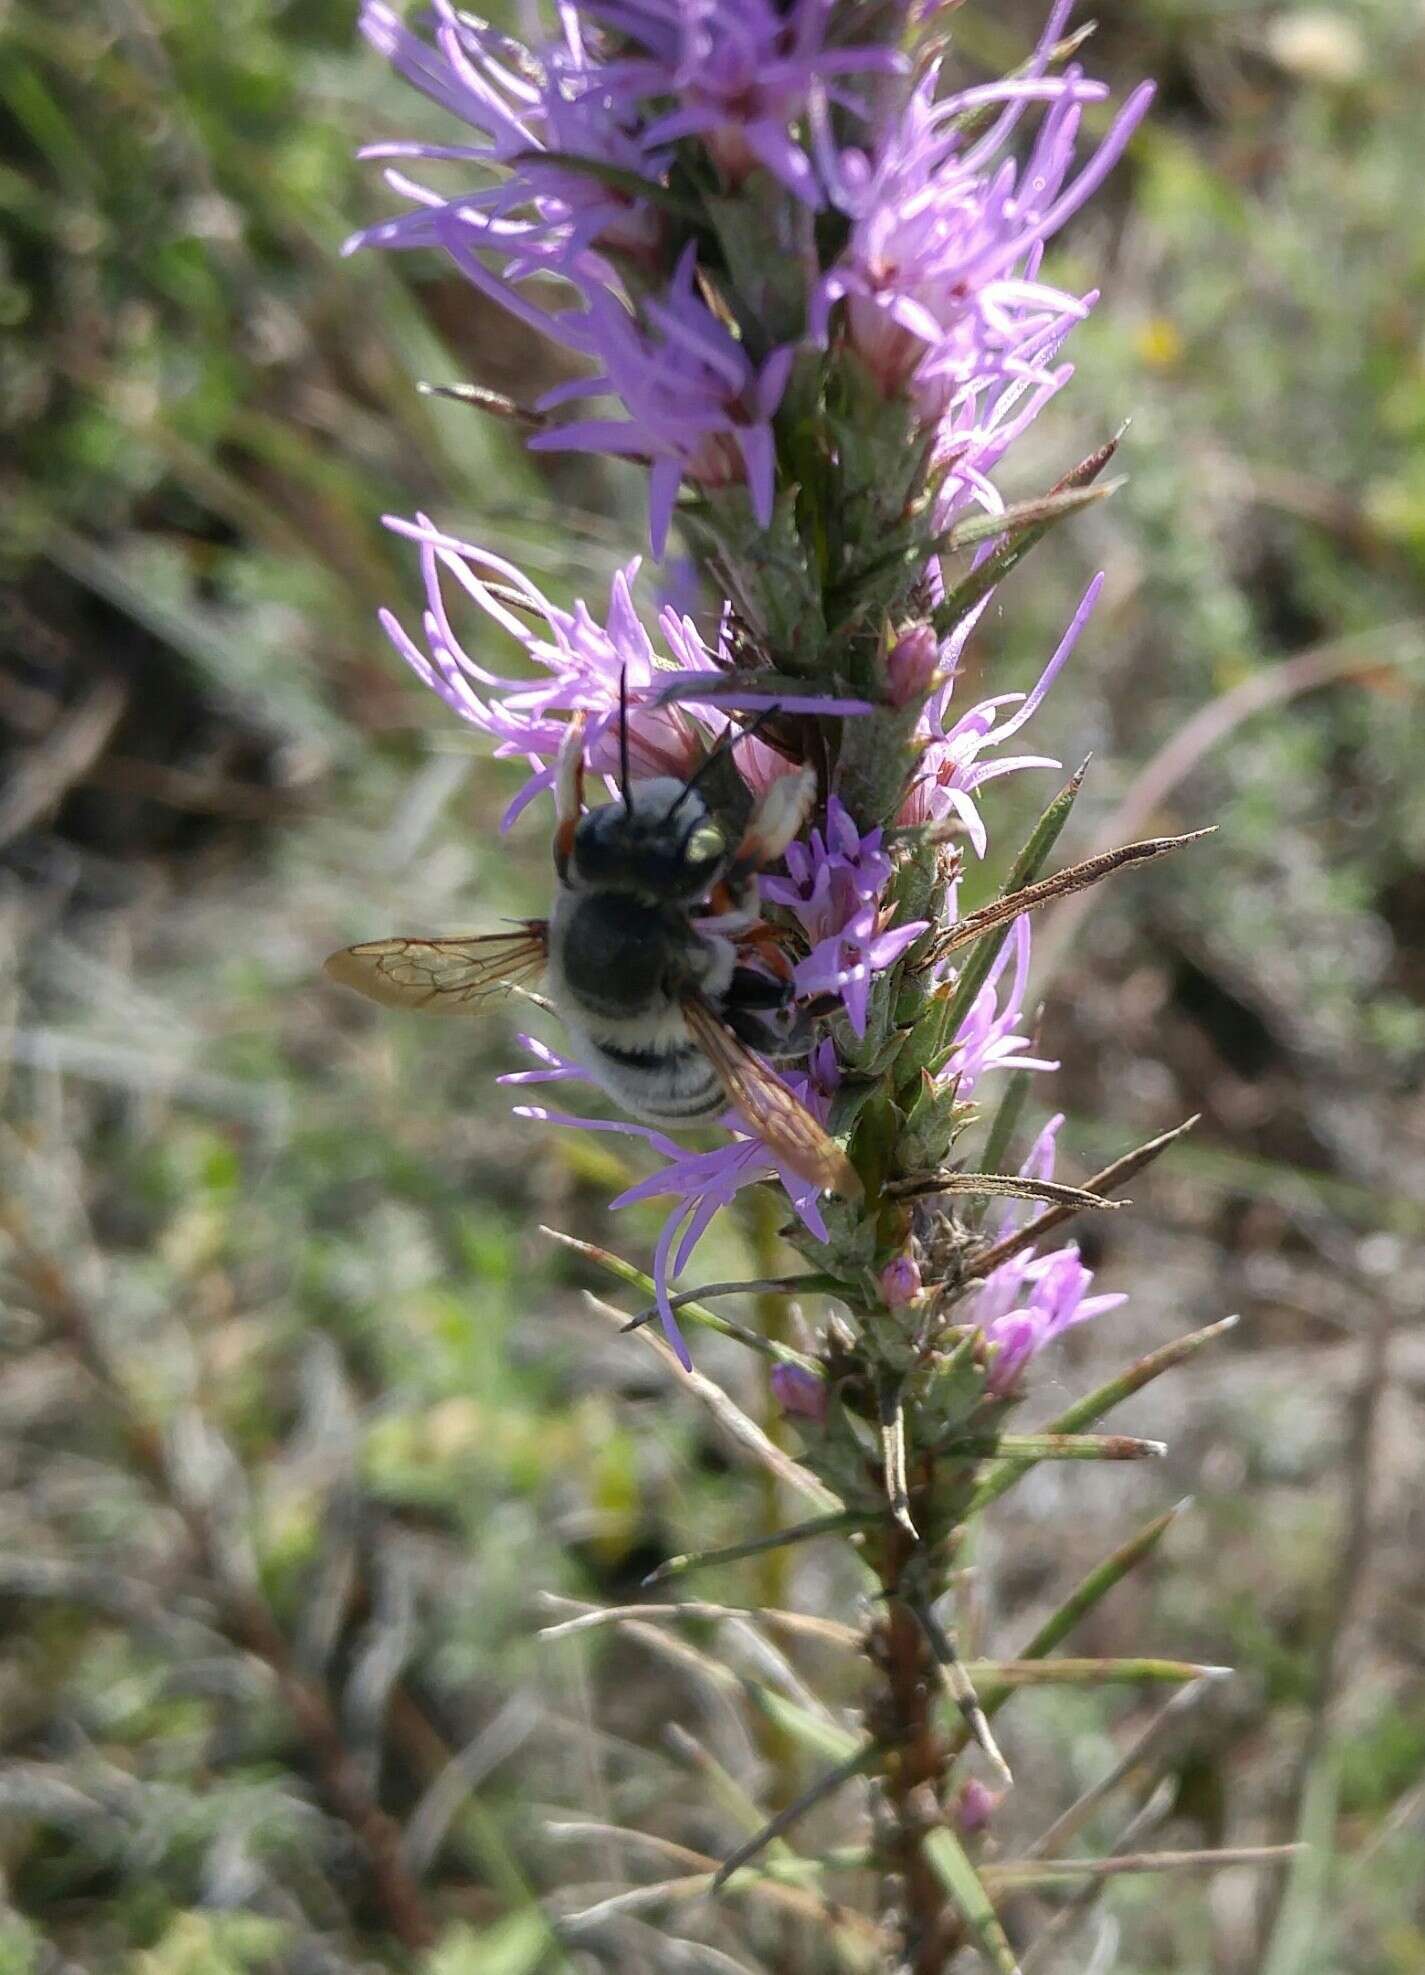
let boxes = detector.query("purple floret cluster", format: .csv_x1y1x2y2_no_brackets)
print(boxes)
352,0,1148,550
353,0,1149,1375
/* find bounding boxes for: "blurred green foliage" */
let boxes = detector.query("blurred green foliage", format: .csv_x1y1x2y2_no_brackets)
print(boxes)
1,2,1423,1971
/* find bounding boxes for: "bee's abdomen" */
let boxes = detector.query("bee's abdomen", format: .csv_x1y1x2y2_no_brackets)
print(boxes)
586,1035,724,1122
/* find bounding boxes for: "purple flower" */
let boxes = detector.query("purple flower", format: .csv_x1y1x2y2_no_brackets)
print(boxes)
958,1116,1126,1393
350,2,665,288
902,573,1103,856
770,1363,829,1424
762,799,927,1035
376,515,859,827
507,1041,843,1365
940,916,1055,1098
813,7,1153,424
530,247,794,556
581,0,903,205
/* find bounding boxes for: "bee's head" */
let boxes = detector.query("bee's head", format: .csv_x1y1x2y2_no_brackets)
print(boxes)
570,780,731,903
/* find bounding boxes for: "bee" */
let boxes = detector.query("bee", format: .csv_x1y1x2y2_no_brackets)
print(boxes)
325,702,862,1201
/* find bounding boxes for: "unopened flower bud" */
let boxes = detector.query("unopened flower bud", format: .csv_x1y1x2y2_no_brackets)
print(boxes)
954,1778,1000,1836
885,624,940,707
770,1363,829,1424
879,1255,923,1310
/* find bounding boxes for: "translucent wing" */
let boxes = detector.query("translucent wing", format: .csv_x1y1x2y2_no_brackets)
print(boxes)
324,924,548,1012
681,993,862,1201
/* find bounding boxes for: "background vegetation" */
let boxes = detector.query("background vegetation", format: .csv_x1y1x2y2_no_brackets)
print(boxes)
2,2,1422,1969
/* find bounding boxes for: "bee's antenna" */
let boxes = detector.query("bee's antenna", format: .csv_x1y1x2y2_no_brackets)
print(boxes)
670,704,781,820
618,666,634,815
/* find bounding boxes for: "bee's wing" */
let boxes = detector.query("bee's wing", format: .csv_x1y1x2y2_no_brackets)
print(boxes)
681,993,862,1201
325,924,548,1011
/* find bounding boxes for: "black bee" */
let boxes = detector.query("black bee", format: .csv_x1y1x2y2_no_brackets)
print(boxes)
326,703,861,1200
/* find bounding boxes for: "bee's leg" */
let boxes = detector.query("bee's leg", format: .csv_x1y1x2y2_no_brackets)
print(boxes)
726,966,792,1012
733,920,796,980
726,765,817,887
722,967,838,1062
553,712,587,882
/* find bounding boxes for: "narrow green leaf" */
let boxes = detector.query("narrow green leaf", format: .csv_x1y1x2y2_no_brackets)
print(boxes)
934,431,1124,632
1014,1503,1187,1662
923,1827,1022,1975
969,1315,1240,1513
667,1722,793,1851
940,479,1122,552
643,1509,877,1586
622,1272,850,1340
945,1507,1200,1758
956,1657,1227,1689
748,1688,862,1764
712,1740,881,1891
940,1433,1166,1462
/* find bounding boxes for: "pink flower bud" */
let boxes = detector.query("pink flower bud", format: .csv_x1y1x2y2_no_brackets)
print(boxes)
879,1255,923,1310
954,1778,1000,1836
885,624,940,707
770,1363,829,1424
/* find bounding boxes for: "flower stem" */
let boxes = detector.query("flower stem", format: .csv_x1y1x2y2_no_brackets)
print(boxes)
750,1184,803,1812
868,1513,956,1974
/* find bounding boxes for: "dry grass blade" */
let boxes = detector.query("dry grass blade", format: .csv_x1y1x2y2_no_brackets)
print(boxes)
400,1694,539,1876
559,1872,717,1930
667,1721,790,1847
544,1228,823,1366
415,380,548,426
988,1844,1304,1889
885,1170,1126,1209
623,1621,742,1704
536,1593,861,1650
583,1293,841,1512
932,832,1214,964
965,1114,1201,1278
558,1861,885,1959
0,676,128,850
1019,1778,1178,1974
2,1213,438,1950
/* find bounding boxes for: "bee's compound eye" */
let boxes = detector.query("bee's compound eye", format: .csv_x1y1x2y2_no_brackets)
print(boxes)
683,823,727,874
